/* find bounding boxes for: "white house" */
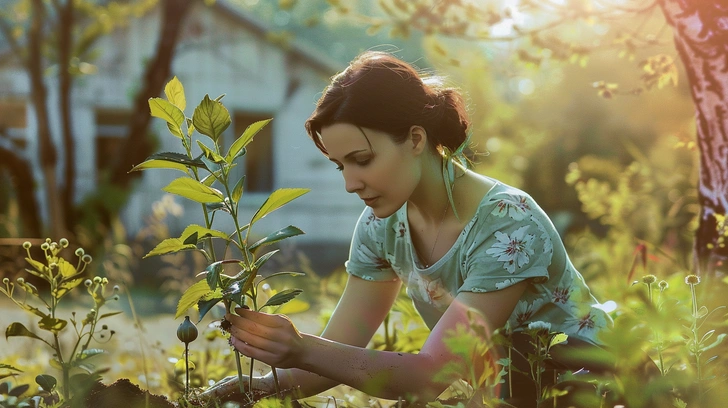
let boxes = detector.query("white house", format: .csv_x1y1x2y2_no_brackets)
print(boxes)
0,1,366,273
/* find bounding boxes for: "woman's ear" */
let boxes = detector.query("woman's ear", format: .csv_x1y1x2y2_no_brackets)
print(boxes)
408,125,428,155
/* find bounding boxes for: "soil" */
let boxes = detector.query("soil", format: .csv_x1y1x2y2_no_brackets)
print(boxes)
80,379,176,408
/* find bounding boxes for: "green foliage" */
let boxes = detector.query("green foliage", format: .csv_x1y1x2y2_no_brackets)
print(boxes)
0,238,120,402
140,77,310,401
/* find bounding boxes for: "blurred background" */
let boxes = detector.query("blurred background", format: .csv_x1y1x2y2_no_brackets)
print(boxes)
0,0,699,315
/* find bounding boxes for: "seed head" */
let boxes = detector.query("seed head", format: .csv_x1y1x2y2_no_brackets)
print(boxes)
41,243,49,251
2,278,9,284
82,254,92,264
642,275,657,284
75,248,85,257
177,316,199,344
685,275,700,285
59,238,69,248
658,280,669,291
93,276,102,283
22,241,31,249
84,280,92,287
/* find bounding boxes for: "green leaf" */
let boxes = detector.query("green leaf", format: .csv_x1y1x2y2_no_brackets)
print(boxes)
196,140,226,163
183,231,199,245
197,296,223,322
180,224,228,242
139,152,206,169
77,349,105,360
232,175,245,204
176,279,214,319
39,316,68,334
149,97,185,139
99,311,123,320
225,118,272,163
549,333,568,348
57,257,77,278
144,238,197,258
205,261,225,292
702,333,726,352
251,188,310,225
249,226,304,252
5,322,43,341
162,178,224,204
164,76,186,111
36,374,57,392
8,384,29,397
54,277,84,300
261,289,303,309
25,257,46,275
254,250,279,270
192,94,231,141
129,159,189,174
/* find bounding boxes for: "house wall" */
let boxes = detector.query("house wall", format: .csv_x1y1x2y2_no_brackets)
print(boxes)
2,3,365,271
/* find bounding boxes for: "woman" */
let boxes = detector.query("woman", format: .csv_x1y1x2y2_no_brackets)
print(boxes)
204,51,612,405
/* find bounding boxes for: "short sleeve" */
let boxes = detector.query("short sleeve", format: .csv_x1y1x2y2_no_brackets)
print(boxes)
459,192,553,293
345,208,398,282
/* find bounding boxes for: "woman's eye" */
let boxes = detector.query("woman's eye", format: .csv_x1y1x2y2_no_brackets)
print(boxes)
356,158,371,166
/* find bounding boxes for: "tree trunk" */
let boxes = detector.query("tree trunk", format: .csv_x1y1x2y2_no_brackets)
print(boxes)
57,0,77,235
659,0,728,278
0,147,42,237
109,0,195,188
29,0,65,239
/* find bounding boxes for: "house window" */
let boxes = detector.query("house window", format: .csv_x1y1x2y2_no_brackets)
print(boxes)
0,101,27,149
233,111,274,193
95,109,129,180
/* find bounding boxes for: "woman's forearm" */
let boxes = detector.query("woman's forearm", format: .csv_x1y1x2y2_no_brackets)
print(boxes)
257,367,340,398
294,334,449,401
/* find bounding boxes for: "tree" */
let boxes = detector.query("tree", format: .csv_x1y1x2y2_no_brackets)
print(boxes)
0,0,194,241
307,0,726,278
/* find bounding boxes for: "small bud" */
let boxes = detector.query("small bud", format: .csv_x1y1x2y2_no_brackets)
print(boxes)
41,243,49,251
685,275,700,285
59,238,69,248
45,238,51,243
177,316,199,344
101,277,108,285
22,241,31,249
113,285,120,293
641,275,657,284
658,280,669,291
93,276,102,284
75,248,85,257
2,277,9,284
17,277,25,284
82,254,93,264
84,279,92,287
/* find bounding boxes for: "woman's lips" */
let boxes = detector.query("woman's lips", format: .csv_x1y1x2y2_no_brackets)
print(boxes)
362,197,378,206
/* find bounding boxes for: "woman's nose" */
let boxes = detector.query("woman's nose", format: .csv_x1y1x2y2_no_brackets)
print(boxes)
344,171,364,194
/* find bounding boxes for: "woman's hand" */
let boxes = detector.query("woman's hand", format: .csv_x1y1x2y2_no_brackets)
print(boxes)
199,374,249,401
226,307,306,369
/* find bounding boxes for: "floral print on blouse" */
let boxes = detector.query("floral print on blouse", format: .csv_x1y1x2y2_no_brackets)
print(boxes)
345,180,611,345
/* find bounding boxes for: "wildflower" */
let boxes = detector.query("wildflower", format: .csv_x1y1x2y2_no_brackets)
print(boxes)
658,280,669,291
22,241,31,249
642,275,657,284
685,275,700,285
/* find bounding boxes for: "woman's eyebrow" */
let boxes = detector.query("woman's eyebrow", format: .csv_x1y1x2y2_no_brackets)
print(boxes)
329,149,369,162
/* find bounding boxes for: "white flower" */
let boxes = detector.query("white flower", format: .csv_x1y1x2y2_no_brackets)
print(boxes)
512,298,545,326
485,226,535,273
533,216,553,255
490,195,531,220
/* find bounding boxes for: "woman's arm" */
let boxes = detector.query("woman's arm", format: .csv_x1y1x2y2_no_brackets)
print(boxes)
229,279,529,401
217,274,402,398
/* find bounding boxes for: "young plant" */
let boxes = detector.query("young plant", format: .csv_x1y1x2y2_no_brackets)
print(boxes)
177,316,199,399
1,239,120,401
136,77,308,399
522,321,568,407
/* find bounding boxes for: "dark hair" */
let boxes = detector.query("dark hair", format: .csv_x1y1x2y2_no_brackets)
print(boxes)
305,51,471,156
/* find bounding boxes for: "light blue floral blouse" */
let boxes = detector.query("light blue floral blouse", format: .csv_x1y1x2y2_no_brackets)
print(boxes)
345,180,611,345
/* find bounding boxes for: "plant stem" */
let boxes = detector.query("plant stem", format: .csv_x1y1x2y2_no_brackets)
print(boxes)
184,343,190,398
272,367,281,397
236,350,247,396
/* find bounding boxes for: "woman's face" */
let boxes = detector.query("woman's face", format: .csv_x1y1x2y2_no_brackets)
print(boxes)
320,123,421,218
